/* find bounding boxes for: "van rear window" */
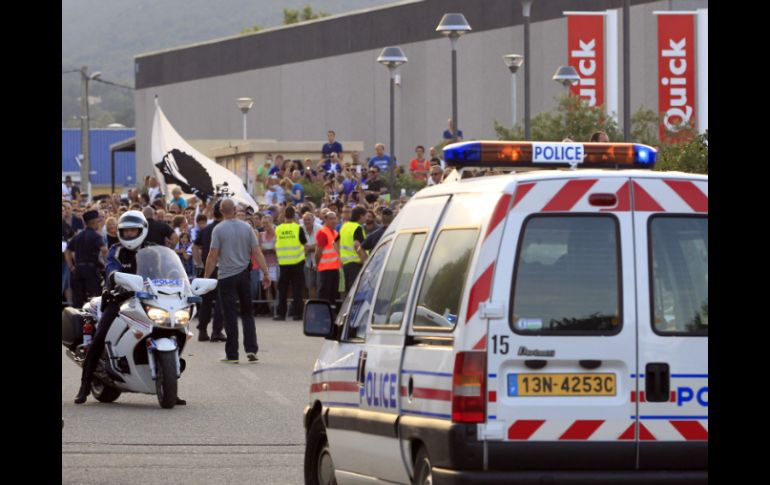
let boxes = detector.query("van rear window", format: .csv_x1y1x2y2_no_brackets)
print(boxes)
649,216,708,336
511,215,621,335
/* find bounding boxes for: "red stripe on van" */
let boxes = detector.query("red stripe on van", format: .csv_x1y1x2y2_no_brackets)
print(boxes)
466,264,494,322
664,180,708,213
670,421,708,441
541,179,597,212
670,391,677,402
601,181,632,212
632,181,665,212
639,423,656,441
412,387,452,401
508,420,545,440
488,391,497,402
511,182,536,208
310,381,360,393
619,423,635,440
559,420,605,440
472,335,487,350
484,194,512,241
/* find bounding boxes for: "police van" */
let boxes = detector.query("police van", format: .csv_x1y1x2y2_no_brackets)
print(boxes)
302,140,707,484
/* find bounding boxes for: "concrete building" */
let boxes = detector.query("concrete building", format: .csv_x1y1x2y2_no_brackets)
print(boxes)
134,0,708,182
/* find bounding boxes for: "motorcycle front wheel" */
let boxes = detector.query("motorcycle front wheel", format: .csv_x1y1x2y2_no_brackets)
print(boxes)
155,351,178,409
92,378,121,403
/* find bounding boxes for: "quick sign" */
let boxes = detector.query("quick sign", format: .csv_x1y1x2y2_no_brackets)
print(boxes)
657,13,696,141
567,14,605,107
532,143,584,164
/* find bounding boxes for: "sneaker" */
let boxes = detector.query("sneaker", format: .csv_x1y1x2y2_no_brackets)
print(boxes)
219,357,239,364
246,353,259,363
198,332,210,342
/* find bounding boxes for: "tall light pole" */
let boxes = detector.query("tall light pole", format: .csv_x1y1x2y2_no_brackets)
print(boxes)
623,0,631,141
79,66,101,199
503,54,524,129
436,13,471,143
521,1,534,140
553,65,580,96
377,46,408,196
236,97,254,140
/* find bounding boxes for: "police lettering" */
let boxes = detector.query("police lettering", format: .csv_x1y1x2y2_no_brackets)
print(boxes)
363,371,398,409
676,385,708,407
532,143,584,164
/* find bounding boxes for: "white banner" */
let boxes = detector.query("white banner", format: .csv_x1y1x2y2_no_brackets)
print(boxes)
151,98,257,209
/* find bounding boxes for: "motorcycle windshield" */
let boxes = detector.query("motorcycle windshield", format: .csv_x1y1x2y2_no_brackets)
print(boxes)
135,246,190,292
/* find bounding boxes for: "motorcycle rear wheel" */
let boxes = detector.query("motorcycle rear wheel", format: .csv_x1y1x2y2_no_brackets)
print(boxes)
91,379,121,403
155,351,178,409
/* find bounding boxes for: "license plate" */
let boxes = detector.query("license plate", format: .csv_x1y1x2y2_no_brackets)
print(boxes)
507,373,616,397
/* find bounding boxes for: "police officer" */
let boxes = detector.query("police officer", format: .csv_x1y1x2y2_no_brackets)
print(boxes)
65,210,107,309
274,206,307,321
74,210,187,405
339,206,367,293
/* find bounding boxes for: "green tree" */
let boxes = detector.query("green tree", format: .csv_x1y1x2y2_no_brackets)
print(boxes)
283,5,329,25
240,25,261,34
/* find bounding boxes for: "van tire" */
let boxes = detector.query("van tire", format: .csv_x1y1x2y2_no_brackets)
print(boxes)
305,415,337,485
413,447,433,485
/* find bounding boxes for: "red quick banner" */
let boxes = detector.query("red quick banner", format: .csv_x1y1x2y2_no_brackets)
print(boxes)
657,13,696,141
567,14,604,108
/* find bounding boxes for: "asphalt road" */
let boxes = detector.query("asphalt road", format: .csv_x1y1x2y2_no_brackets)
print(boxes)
62,318,324,485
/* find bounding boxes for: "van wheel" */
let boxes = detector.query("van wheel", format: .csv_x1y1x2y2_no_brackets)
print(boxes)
413,447,433,485
91,379,121,403
305,415,337,485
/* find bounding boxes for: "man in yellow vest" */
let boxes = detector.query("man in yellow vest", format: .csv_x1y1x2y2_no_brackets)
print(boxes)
274,206,308,321
315,211,341,308
339,206,367,294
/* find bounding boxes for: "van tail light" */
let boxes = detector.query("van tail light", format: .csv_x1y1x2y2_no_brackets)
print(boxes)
452,351,487,423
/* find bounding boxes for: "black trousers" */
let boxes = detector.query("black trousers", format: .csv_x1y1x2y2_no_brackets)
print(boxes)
343,262,362,294
80,302,120,388
277,262,305,318
198,268,224,335
318,269,339,309
71,265,101,309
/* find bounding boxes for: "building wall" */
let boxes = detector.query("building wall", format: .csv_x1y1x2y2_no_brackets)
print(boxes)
135,0,707,182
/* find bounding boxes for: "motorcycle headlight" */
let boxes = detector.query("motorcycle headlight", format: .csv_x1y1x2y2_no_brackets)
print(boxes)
174,308,191,326
143,306,170,325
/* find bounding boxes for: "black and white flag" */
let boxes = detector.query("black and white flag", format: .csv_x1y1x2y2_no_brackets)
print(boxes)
151,98,257,208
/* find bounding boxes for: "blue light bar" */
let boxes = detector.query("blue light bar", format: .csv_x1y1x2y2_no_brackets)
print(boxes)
443,142,481,163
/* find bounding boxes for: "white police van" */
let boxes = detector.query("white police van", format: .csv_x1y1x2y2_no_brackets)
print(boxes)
302,140,707,484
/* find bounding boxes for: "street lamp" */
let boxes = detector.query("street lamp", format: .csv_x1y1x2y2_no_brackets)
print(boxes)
377,46,408,196
552,65,580,96
236,97,254,140
80,66,101,200
436,13,471,143
503,54,524,128
521,0,534,139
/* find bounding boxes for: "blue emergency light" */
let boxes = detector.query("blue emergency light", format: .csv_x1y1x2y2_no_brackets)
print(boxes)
443,141,657,169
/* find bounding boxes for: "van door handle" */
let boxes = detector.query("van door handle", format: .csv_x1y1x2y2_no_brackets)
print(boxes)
356,351,367,387
524,360,547,369
579,360,602,370
645,363,670,402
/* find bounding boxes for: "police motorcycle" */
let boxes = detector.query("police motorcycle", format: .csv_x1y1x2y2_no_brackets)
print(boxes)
62,245,217,409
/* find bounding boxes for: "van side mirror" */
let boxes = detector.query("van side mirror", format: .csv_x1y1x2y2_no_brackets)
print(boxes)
304,300,335,339
113,272,144,292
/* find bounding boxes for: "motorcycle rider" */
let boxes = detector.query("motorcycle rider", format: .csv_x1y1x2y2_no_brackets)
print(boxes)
74,210,187,405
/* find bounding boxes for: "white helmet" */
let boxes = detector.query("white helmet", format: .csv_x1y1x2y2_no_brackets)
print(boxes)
118,210,149,250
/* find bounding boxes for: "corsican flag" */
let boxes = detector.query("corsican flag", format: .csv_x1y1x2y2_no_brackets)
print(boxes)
151,97,257,209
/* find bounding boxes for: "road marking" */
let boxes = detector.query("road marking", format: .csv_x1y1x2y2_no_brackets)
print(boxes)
266,391,292,406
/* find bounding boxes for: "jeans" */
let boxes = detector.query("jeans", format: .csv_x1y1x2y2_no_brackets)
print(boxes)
62,260,71,297
198,268,223,336
276,262,305,319
343,262,362,294
218,268,258,360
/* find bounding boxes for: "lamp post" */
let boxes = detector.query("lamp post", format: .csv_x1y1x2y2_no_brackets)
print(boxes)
552,65,580,96
236,97,254,140
503,54,524,128
521,1,534,139
436,13,471,143
79,66,101,200
377,46,408,196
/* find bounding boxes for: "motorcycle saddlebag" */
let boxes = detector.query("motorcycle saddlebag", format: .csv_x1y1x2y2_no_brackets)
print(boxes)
62,307,86,350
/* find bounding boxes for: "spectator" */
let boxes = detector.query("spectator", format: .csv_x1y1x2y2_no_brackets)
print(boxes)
148,176,163,202
103,216,120,248
143,206,178,248
368,143,393,174
409,145,430,182
175,232,195,278
172,214,189,236
339,206,368,294
170,187,188,209
256,157,272,197
274,206,308,321
322,152,343,175
589,130,610,142
191,214,207,245
362,166,387,204
64,201,85,233
363,209,380,234
62,175,76,201
193,202,225,342
301,211,322,299
443,117,464,141
322,130,343,161
204,199,270,364
427,165,444,186
269,155,285,176
62,203,76,302
280,178,294,204
429,146,445,170
259,214,280,313
315,210,341,309
291,170,305,204
361,207,394,252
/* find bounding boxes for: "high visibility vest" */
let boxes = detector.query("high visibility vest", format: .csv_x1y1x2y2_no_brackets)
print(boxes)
275,223,305,266
339,221,365,265
317,226,340,271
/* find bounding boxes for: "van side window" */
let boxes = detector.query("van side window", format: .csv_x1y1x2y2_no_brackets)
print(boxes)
372,233,427,328
346,239,392,339
413,228,479,330
650,216,708,336
511,215,621,335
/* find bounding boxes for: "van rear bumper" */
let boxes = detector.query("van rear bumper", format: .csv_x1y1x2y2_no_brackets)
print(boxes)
431,469,707,485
